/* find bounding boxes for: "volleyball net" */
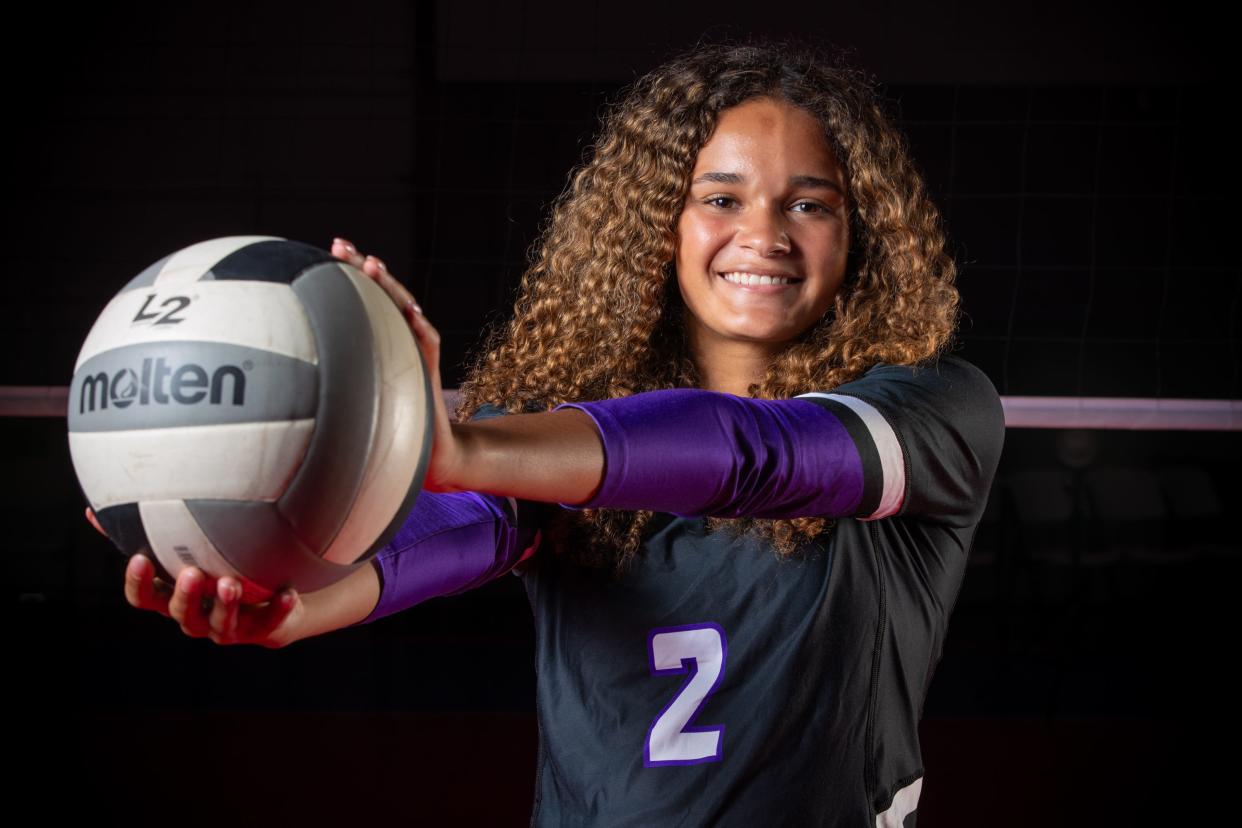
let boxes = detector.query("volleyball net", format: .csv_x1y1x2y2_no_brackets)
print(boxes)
6,385,1241,430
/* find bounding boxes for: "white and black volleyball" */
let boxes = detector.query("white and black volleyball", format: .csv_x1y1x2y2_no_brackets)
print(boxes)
67,236,432,601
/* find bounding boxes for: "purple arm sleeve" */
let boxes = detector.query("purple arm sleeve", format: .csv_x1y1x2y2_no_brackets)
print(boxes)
554,389,868,520
358,490,540,625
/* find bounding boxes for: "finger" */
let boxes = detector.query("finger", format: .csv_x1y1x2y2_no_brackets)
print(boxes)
363,258,433,349
331,237,367,270
363,255,431,343
123,554,171,617
240,589,299,648
405,308,459,492
169,568,212,638
408,307,443,376
363,256,418,312
85,507,107,537
209,577,242,644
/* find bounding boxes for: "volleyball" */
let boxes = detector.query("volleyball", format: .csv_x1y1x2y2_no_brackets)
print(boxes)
67,236,432,601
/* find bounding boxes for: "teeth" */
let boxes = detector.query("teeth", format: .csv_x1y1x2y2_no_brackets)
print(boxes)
721,272,795,286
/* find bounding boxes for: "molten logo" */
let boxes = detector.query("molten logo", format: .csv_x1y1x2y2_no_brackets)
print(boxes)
110,369,141,407
79,357,245,414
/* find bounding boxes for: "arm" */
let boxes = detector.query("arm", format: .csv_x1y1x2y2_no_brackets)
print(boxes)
448,395,856,517
359,489,541,624
109,465,541,640
445,408,605,504
447,357,1005,526
449,393,865,519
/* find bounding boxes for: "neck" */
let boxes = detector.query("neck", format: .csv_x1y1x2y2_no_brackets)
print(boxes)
686,323,783,397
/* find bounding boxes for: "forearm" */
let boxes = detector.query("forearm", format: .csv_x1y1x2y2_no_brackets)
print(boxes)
445,390,882,520
269,494,505,641
359,490,540,624
555,389,871,518
293,561,382,642
447,409,605,506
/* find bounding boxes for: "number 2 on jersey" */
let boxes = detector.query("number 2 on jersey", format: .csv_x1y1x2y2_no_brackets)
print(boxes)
644,622,728,767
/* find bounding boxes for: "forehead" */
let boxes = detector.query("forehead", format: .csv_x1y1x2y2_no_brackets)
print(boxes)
692,97,842,178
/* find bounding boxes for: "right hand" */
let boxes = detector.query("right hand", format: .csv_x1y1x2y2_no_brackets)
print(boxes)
87,507,303,648
329,237,466,493
331,236,605,506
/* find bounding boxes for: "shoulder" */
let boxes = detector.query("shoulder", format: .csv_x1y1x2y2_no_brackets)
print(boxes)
814,355,1003,436
839,354,998,403
798,354,1006,525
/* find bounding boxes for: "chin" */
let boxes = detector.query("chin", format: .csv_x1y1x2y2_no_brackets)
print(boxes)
727,327,797,346
725,316,796,339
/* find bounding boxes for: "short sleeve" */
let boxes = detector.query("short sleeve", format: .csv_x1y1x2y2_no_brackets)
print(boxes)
795,356,1005,527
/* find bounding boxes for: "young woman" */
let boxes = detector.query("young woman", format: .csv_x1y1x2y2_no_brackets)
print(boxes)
103,39,1005,826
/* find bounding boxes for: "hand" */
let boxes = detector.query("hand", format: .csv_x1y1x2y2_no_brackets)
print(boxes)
329,236,605,505
330,237,465,492
86,507,302,648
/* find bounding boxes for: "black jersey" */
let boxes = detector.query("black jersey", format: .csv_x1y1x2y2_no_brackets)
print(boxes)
504,356,1004,827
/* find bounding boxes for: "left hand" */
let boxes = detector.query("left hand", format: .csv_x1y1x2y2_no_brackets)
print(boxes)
88,507,304,647
330,237,465,492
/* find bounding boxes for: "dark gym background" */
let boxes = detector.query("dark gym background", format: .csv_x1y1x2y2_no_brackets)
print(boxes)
5,1,1237,825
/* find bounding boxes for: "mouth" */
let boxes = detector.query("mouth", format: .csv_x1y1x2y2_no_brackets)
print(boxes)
717,271,804,291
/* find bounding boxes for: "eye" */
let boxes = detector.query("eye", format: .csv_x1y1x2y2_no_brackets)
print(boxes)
790,200,830,214
704,195,738,209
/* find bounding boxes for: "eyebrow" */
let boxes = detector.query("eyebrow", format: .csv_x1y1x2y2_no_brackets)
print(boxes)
690,171,845,195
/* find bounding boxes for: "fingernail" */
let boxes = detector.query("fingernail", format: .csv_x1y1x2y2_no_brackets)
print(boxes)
403,300,421,322
335,238,355,253
220,581,240,604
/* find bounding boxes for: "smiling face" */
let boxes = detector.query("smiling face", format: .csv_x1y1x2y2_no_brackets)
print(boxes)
675,97,850,359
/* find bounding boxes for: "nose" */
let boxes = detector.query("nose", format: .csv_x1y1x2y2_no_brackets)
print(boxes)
736,206,791,256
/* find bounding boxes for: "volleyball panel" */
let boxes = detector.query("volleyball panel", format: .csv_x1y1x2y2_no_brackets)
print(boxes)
93,502,151,561
274,262,378,556
139,500,273,602
95,497,359,597
204,238,337,285
69,420,316,511
68,341,318,433
186,499,363,594
315,265,432,565
141,235,284,288
73,281,319,371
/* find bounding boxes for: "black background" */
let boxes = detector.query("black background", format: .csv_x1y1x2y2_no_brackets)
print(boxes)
5,1,1238,825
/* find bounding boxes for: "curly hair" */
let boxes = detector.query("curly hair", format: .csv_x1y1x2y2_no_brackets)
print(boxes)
457,36,960,571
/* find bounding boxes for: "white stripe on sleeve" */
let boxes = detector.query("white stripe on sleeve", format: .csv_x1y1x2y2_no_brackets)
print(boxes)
796,393,905,520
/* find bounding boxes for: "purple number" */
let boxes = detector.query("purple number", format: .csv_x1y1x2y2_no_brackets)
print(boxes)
644,622,727,767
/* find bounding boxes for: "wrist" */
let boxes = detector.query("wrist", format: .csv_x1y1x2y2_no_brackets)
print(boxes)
434,421,476,493
295,562,382,641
